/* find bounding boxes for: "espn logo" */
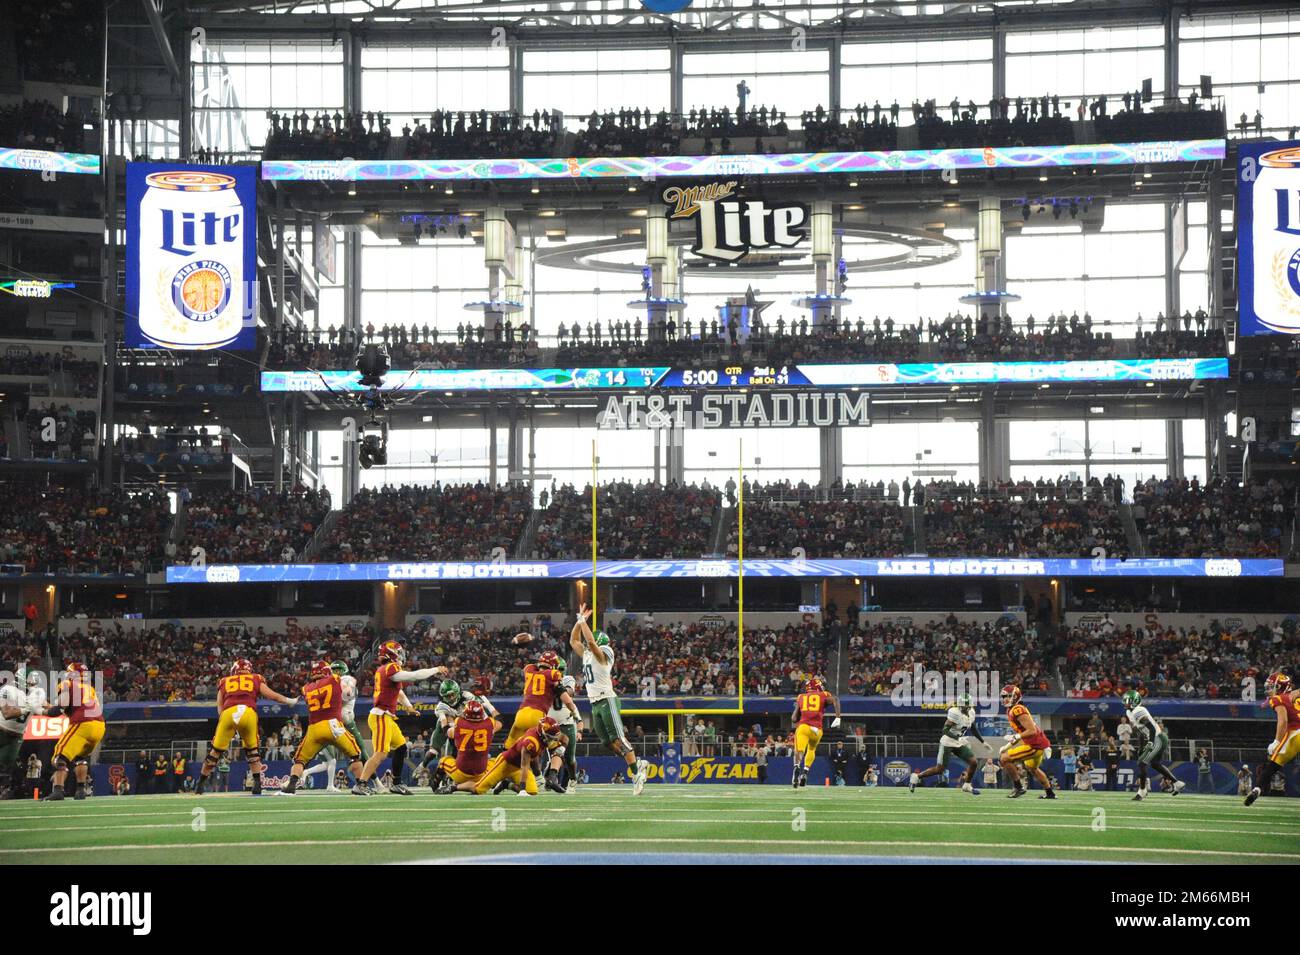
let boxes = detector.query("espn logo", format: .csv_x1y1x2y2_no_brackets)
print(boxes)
50,886,151,935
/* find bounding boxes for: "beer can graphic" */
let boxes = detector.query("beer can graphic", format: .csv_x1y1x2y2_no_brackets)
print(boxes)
136,170,246,349
1251,146,1300,335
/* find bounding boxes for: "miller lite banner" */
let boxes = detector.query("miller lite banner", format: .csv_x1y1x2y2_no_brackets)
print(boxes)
125,163,257,350
663,180,808,263
1237,141,1300,336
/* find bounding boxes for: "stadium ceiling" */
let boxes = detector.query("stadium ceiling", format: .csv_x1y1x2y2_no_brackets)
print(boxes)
178,0,1298,33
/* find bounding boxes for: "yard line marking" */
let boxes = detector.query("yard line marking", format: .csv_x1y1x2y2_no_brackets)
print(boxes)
0,835,1292,861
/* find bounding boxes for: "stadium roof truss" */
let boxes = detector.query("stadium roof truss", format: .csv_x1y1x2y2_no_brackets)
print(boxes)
179,0,1300,38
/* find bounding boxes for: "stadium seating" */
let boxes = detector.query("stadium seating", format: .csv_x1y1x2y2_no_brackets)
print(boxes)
179,486,331,564
0,483,170,573
532,482,720,560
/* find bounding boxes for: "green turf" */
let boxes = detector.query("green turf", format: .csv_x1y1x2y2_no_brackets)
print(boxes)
2,785,1299,864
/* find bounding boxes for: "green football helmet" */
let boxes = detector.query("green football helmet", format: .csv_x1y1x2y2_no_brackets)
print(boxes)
1121,689,1142,709
330,661,349,677
439,679,462,705
556,657,567,673
594,630,610,647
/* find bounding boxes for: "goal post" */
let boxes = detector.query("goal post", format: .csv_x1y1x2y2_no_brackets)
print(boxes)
620,439,746,728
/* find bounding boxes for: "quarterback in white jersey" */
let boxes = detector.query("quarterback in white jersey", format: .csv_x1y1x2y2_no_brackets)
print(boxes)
908,693,984,794
1,667,35,793
570,604,648,793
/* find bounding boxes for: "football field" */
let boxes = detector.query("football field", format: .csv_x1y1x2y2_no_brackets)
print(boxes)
3,785,1299,865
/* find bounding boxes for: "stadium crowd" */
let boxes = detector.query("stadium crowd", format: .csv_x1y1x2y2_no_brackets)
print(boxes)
179,486,331,565
923,495,1129,558
1062,616,1300,699
23,403,97,461
1132,476,1294,558
0,483,170,574
0,100,95,154
262,311,1224,374
532,481,720,560
320,483,532,563
256,94,1222,162
729,498,912,558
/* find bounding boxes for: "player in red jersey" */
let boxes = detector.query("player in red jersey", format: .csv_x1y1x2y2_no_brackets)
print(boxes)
504,632,562,747
1245,672,1300,806
998,684,1056,799
438,700,504,793
279,662,365,795
791,677,841,788
42,663,105,801
353,640,446,796
474,716,567,796
195,658,298,796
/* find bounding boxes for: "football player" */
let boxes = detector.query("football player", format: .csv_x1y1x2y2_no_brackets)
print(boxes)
424,677,500,790
279,661,365,795
570,604,649,793
195,659,298,796
1244,672,1300,807
302,660,367,792
43,663,106,801
998,684,1055,799
437,699,503,793
791,676,842,788
909,692,983,795
545,662,583,793
1122,689,1184,799
474,716,567,797
505,631,562,746
352,640,446,796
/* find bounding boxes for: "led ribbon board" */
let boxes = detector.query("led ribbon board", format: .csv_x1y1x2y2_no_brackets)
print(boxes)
261,139,1226,182
0,147,100,175
166,556,1283,584
260,357,1227,393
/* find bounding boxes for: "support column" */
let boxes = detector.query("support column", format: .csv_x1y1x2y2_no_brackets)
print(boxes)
819,426,843,489
274,187,286,332
1165,198,1182,319
664,424,685,485
646,205,668,341
976,196,1004,325
488,406,500,486
1166,418,1184,480
506,408,522,482
810,200,833,329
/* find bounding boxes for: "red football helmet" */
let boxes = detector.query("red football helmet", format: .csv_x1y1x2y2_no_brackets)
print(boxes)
310,660,333,679
1266,672,1293,697
539,716,563,738
230,658,253,675
805,676,824,693
538,650,560,670
377,640,405,664
65,662,89,675
462,700,486,722
1000,684,1022,707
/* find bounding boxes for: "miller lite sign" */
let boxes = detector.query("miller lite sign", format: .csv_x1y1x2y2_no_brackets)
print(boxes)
125,163,257,350
1238,142,1300,336
663,180,808,263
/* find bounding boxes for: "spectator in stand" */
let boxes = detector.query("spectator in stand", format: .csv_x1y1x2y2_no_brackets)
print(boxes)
533,481,719,560
178,485,330,565
0,483,170,574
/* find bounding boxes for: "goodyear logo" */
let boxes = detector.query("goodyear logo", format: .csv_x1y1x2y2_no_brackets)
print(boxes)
677,757,760,783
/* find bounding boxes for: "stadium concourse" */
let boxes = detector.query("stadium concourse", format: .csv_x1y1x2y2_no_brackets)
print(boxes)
4,0,1300,890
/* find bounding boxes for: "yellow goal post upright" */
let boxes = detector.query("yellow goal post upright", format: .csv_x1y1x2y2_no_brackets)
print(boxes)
603,438,746,744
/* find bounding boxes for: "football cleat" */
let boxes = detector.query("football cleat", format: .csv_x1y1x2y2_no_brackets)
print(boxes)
962,783,980,796
43,788,66,801
544,770,565,794
389,783,412,795
1008,786,1026,798
1243,786,1261,807
1132,790,1145,801
632,758,649,795
566,780,577,794
492,779,513,796
908,772,919,793
350,783,371,796
1038,790,1057,799
1172,780,1185,795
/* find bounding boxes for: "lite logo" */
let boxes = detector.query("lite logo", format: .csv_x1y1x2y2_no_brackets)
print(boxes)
49,885,152,935
690,197,808,263
160,208,241,257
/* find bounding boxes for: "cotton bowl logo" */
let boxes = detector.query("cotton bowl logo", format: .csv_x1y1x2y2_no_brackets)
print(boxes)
171,259,232,322
884,760,911,784
1205,559,1242,577
204,565,240,583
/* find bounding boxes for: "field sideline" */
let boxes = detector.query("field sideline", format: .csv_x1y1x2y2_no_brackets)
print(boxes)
3,785,1299,865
